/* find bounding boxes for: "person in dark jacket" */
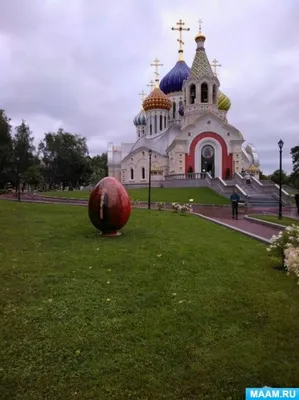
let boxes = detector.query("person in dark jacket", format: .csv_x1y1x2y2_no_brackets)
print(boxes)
295,193,299,214
230,190,240,219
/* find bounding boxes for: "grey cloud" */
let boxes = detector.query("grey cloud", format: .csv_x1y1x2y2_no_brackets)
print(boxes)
0,0,298,173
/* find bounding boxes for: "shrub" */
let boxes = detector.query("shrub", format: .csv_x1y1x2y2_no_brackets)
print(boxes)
156,202,165,211
172,203,181,213
284,245,299,283
267,224,299,272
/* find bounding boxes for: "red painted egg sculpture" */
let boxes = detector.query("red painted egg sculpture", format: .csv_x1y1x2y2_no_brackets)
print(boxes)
88,177,131,236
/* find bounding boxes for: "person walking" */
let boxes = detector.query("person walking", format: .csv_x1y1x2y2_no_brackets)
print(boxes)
230,189,240,220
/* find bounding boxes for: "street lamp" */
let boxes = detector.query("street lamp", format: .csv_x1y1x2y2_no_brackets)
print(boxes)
278,139,284,220
16,156,21,202
148,149,152,209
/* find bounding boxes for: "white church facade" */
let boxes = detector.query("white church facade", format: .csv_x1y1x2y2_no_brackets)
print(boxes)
108,20,260,184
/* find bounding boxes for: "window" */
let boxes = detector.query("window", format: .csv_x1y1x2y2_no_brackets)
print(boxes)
212,84,217,104
154,115,157,133
190,84,196,104
160,115,163,130
141,167,145,180
201,83,208,103
150,124,152,135
164,115,166,128
172,102,176,119
130,168,134,180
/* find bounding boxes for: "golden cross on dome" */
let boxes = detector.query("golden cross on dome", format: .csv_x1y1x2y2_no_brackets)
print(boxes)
198,18,203,33
171,19,190,61
138,90,146,102
150,58,163,88
146,80,155,91
138,90,147,109
211,58,222,75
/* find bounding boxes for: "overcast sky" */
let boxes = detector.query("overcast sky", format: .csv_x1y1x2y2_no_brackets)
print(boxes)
0,0,298,174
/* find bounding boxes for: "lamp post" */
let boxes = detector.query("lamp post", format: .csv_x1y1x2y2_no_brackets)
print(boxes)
278,139,284,220
16,156,21,202
148,149,152,209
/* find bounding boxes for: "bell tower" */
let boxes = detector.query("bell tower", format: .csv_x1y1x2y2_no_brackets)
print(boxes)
182,19,220,127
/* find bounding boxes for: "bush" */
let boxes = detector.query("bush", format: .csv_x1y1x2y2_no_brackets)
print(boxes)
285,245,299,283
156,202,165,211
267,224,299,275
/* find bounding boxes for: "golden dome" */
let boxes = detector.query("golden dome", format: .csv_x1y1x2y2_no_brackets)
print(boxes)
195,32,206,43
247,164,259,173
143,87,172,111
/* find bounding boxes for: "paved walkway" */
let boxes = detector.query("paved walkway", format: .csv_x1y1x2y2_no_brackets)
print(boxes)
1,193,297,243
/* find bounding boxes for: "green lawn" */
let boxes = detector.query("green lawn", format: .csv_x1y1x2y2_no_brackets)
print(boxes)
1,201,299,399
41,187,230,205
250,214,299,226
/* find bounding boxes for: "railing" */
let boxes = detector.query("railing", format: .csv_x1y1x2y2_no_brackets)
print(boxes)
164,173,206,180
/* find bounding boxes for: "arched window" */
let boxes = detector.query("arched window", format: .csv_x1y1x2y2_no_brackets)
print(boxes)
154,115,157,133
130,168,134,180
172,102,176,119
190,84,196,104
138,132,140,138
201,83,208,103
212,84,217,104
160,115,163,131
164,115,166,128
141,167,145,180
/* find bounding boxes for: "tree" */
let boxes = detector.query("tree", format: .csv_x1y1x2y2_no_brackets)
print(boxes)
270,169,289,185
259,170,268,180
39,129,90,189
0,110,13,188
13,120,36,172
89,153,108,184
21,164,43,190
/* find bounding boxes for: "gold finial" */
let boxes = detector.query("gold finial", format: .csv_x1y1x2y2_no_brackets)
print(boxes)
171,19,190,61
138,90,147,109
150,58,163,88
198,18,203,33
146,80,155,91
211,58,222,76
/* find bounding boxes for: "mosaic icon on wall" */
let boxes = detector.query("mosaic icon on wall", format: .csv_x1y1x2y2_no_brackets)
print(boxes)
88,177,131,237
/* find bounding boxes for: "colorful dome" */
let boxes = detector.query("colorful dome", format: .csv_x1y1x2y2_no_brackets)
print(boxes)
195,33,206,43
160,61,191,94
133,110,146,126
143,87,172,111
218,91,231,111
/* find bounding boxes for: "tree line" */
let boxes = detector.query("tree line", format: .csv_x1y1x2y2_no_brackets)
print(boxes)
0,109,108,192
259,146,299,189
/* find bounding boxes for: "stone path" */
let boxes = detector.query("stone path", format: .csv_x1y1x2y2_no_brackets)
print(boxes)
1,193,297,244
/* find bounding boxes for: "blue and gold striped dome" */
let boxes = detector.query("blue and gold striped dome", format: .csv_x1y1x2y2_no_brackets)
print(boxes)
133,110,146,126
160,61,191,95
218,91,231,111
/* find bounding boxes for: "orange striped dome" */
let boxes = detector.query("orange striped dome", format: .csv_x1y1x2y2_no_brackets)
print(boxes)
143,87,172,111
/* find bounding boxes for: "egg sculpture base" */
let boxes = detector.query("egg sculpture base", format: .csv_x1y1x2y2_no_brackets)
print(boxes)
88,177,131,237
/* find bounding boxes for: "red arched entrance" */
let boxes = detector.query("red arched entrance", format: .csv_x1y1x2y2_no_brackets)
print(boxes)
185,132,232,179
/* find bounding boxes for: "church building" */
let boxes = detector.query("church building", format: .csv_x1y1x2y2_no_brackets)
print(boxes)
108,20,260,184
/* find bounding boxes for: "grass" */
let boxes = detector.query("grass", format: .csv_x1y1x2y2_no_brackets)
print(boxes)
250,214,299,226
1,201,299,400
41,187,230,205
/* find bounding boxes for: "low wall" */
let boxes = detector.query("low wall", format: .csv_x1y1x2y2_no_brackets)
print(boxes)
124,179,209,189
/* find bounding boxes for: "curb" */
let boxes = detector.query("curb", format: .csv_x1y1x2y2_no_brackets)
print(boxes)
191,212,271,244
244,215,288,230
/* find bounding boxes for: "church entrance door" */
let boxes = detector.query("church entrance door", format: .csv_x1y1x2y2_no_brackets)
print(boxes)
201,145,215,177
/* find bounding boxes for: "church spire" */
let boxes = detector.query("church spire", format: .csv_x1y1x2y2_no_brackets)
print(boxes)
190,18,214,79
150,58,163,88
171,19,190,61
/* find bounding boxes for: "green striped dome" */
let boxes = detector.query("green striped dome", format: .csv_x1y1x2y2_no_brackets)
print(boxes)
218,91,231,111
